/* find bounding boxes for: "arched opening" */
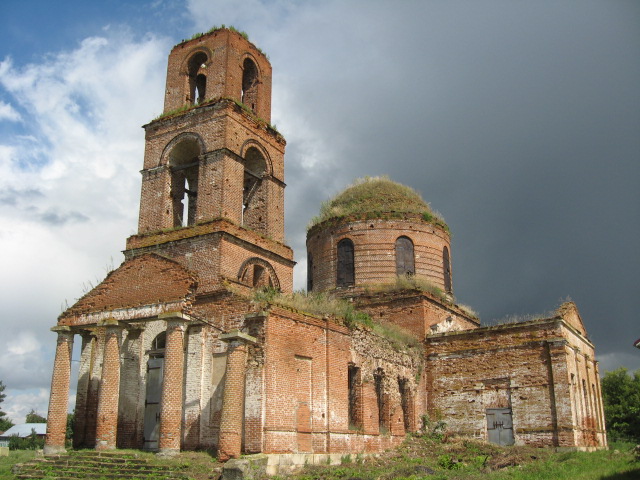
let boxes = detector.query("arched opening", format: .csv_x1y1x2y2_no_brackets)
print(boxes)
443,246,452,293
169,138,201,227
337,238,355,287
143,332,166,451
243,146,267,232
241,58,259,113
238,257,280,290
395,236,415,276
187,52,208,105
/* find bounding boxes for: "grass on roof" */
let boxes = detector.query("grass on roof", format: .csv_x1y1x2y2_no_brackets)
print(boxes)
308,176,447,230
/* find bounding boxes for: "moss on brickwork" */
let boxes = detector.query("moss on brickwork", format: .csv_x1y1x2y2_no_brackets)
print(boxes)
308,176,448,231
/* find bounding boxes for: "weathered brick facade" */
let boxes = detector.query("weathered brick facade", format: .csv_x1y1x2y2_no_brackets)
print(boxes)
44,28,606,462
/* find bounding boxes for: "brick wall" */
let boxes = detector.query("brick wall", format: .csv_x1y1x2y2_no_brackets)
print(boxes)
307,215,451,293
425,313,607,449
163,29,273,123
138,101,285,240
355,291,479,340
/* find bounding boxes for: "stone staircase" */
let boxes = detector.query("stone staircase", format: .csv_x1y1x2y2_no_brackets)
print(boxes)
12,451,196,479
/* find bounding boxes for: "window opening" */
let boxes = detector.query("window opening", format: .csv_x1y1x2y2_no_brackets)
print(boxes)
241,58,259,113
169,139,201,227
348,365,362,429
443,246,452,293
242,147,267,232
253,265,265,287
395,236,415,276
187,52,208,105
195,74,206,103
148,332,166,358
337,239,355,287
307,252,313,292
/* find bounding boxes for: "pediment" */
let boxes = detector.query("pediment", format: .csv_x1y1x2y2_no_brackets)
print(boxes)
556,302,588,337
60,254,197,322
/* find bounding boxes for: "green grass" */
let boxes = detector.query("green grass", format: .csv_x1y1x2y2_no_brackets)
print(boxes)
3,441,637,479
278,438,639,480
308,176,448,231
0,449,36,479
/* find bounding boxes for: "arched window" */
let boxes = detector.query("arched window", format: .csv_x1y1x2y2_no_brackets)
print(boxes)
243,146,267,232
395,236,415,276
169,138,201,227
187,52,208,105
337,239,355,287
307,252,313,292
149,331,166,357
443,246,452,293
241,58,259,113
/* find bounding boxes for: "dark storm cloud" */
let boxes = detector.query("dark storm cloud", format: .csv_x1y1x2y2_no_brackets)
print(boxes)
269,1,640,369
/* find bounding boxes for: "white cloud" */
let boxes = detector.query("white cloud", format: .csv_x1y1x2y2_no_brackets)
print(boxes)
3,389,50,424
0,28,171,421
0,101,20,121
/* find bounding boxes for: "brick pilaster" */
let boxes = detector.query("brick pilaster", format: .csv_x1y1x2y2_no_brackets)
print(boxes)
158,314,189,455
95,320,123,450
218,330,257,461
44,326,74,455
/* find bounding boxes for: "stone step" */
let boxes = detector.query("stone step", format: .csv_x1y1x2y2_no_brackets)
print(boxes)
13,452,195,480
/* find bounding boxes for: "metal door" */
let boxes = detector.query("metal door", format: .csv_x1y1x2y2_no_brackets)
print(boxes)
143,357,164,450
486,408,514,446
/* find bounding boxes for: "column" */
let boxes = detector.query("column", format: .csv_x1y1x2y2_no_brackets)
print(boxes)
158,313,190,456
72,330,95,448
218,329,257,461
44,326,74,455
95,319,123,450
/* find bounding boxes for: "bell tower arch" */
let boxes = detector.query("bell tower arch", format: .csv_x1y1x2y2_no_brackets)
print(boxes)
126,27,293,293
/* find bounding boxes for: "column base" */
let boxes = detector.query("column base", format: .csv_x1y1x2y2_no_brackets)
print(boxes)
43,444,67,456
95,441,116,451
156,448,180,458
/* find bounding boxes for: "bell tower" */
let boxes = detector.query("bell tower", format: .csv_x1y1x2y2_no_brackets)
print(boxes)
125,28,293,293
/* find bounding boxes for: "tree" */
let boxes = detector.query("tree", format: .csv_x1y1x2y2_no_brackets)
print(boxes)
0,380,13,432
601,367,640,442
25,409,47,423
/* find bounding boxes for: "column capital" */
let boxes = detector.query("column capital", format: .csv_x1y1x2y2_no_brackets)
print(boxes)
50,325,72,333
97,318,124,329
158,311,193,321
220,329,257,345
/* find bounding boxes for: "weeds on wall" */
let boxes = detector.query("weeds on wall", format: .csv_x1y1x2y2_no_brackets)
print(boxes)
364,275,448,301
250,288,425,351
252,288,373,328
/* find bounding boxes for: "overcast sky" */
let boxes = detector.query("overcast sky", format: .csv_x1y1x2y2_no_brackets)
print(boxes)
0,0,638,423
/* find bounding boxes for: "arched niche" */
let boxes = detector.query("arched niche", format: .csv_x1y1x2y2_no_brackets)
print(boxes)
238,257,280,290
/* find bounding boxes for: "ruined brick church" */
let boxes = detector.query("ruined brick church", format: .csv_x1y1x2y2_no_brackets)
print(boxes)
44,29,607,462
